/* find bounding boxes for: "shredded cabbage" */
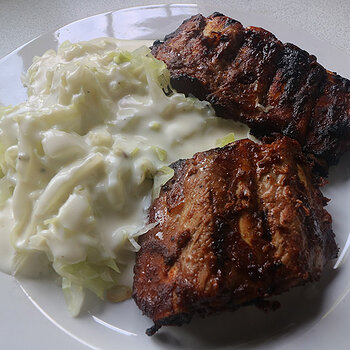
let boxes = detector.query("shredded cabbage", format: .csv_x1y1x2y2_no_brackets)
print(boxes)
152,166,175,199
216,133,235,147
62,277,85,317
0,38,249,315
151,145,167,162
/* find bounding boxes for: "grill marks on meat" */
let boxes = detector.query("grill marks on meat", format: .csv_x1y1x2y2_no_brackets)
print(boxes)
265,44,326,141
133,138,337,335
305,74,350,164
135,15,343,332
152,13,350,169
208,26,283,123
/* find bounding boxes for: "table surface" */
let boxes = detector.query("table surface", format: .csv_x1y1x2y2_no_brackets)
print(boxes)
1,0,350,58
0,1,349,349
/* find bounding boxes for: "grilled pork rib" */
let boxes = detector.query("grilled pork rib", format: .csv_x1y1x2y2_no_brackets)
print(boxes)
152,13,350,171
133,138,337,335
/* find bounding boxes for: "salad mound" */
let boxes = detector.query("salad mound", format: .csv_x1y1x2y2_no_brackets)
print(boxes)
0,38,249,315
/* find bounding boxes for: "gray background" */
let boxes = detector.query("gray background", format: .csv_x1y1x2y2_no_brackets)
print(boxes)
1,0,350,58
0,1,349,349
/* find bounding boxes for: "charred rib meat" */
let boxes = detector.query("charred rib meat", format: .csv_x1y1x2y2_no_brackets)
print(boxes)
152,13,350,170
133,137,337,335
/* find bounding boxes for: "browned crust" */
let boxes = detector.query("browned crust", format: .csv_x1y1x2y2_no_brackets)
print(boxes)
152,13,350,171
133,137,337,334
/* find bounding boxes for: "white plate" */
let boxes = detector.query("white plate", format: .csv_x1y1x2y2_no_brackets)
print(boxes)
1,4,350,350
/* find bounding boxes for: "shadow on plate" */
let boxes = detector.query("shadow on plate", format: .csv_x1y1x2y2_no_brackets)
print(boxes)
325,149,350,186
152,263,338,349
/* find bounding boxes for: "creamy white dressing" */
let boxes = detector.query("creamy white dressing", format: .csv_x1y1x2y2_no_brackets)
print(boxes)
0,200,16,273
0,38,250,312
